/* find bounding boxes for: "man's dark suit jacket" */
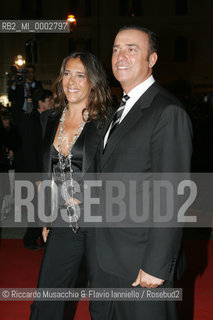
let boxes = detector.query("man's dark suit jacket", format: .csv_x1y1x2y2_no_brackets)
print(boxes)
20,109,43,173
8,80,42,124
96,82,193,282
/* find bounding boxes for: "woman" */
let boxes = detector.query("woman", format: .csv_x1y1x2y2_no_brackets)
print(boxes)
30,52,111,320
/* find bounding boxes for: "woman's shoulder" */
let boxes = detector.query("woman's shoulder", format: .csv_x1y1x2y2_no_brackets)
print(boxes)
88,116,106,133
40,109,60,137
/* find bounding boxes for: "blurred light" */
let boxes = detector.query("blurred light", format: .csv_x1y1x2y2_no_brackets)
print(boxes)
66,14,76,32
0,95,10,106
14,55,25,68
67,14,76,23
204,95,208,103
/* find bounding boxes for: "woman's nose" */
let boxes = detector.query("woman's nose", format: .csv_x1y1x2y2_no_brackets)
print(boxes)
68,76,75,84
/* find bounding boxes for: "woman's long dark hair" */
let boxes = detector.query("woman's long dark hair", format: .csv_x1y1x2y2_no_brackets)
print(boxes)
52,51,111,120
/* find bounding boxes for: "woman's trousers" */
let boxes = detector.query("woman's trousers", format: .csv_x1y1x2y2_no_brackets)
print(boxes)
30,227,101,320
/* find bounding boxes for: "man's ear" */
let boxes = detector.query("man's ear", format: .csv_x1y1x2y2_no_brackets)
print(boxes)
38,100,41,107
37,100,43,111
149,52,158,68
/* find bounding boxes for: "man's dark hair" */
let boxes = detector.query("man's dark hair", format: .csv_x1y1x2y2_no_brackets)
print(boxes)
25,64,36,72
116,25,158,56
33,89,52,109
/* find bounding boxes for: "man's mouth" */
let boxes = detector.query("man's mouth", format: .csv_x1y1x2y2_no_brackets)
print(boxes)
117,65,130,70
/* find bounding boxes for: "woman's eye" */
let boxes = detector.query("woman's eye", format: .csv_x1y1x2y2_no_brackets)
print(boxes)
63,71,70,77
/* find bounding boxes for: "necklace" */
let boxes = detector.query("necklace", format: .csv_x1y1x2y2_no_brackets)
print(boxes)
56,106,88,232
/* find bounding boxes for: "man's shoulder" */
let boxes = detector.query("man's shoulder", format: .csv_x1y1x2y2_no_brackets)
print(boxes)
34,80,42,88
40,108,56,129
152,82,185,112
42,108,55,116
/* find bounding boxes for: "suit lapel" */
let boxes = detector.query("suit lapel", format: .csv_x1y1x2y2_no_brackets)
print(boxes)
42,111,61,173
42,112,103,174
100,82,159,170
82,120,103,174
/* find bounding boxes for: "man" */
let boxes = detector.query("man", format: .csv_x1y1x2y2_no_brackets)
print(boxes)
8,64,42,125
19,89,53,173
22,89,53,250
95,26,192,319
32,88,53,114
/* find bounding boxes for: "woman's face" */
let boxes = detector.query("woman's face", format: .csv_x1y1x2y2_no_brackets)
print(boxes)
62,57,91,107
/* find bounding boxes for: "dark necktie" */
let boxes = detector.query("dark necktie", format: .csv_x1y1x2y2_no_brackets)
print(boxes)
107,94,130,142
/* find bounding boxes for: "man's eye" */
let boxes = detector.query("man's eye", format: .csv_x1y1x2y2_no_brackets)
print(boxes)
128,47,136,52
113,48,119,53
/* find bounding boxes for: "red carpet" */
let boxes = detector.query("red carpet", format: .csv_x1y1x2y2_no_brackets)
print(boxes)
0,239,212,320
179,239,213,320
0,239,90,320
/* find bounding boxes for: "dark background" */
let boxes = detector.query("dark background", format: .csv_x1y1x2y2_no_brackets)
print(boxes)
0,0,213,101
0,0,213,171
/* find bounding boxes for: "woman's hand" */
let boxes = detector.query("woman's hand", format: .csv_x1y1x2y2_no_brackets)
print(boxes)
42,227,50,243
64,197,82,206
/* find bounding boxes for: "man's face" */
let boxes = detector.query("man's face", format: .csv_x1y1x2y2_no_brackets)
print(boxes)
1,117,10,128
112,29,157,93
43,97,53,110
39,97,53,112
26,67,35,82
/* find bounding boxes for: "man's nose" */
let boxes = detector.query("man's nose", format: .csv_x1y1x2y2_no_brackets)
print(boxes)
117,49,126,61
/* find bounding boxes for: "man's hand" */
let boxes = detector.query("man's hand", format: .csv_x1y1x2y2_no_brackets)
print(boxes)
132,269,165,288
42,227,50,243
8,150,14,160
